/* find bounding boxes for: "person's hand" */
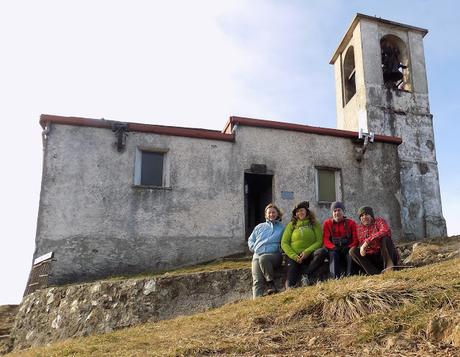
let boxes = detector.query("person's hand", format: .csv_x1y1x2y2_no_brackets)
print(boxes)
295,254,303,263
297,251,309,263
360,241,369,257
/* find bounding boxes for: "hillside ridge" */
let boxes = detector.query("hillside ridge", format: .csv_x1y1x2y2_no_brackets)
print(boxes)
3,236,460,356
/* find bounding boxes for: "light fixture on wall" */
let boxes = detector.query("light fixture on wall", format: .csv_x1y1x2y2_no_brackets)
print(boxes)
111,122,129,152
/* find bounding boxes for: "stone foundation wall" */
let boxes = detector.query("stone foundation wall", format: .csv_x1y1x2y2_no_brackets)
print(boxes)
10,268,252,351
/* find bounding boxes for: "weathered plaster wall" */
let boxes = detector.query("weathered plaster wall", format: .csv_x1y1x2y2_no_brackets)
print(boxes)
335,22,367,132
360,17,446,238
10,268,252,351
366,87,445,238
36,124,244,285
34,121,403,286
233,126,402,230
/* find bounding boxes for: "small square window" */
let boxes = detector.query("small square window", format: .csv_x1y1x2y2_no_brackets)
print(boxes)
317,168,341,202
134,149,169,187
141,151,164,186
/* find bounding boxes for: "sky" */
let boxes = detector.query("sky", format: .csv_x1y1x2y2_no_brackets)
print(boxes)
1,0,459,305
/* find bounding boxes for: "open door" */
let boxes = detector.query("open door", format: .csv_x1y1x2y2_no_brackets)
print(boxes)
244,172,273,239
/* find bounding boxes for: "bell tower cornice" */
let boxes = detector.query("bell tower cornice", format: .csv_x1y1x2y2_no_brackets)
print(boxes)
330,13,428,65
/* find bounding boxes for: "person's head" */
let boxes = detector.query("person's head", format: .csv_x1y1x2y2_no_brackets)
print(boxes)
264,203,282,222
291,201,316,224
330,201,345,222
358,206,375,226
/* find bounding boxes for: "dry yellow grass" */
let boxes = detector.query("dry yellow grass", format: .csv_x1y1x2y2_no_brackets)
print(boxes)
106,258,252,281
7,258,460,357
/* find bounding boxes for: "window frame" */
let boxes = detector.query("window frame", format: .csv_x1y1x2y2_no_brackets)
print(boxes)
316,167,342,204
133,147,170,188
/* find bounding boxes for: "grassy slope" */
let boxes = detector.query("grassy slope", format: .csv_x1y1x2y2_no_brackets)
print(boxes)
7,258,460,357
95,258,252,283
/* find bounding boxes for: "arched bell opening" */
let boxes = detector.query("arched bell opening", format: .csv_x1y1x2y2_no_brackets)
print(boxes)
343,46,356,106
380,34,411,91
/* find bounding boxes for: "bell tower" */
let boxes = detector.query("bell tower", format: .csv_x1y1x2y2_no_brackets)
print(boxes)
330,14,447,239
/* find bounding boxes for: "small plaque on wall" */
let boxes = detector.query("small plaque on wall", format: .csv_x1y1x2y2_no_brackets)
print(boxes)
281,191,294,200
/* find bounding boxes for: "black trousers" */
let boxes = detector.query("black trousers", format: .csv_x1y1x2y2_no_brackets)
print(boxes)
349,236,399,275
285,248,326,288
328,248,353,279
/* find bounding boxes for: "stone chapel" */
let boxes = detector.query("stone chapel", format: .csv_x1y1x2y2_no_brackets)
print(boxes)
25,14,446,291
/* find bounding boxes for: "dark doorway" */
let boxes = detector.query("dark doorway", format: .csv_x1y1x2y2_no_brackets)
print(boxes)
244,173,273,239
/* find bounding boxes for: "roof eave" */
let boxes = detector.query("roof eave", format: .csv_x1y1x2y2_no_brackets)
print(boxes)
228,115,402,145
39,114,235,142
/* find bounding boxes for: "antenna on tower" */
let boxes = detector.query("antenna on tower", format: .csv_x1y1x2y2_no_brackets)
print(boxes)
358,128,375,144
355,111,374,161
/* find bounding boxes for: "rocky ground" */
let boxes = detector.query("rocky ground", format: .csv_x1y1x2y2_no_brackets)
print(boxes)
0,305,18,355
400,235,460,266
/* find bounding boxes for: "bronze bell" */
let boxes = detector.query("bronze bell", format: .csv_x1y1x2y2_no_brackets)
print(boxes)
383,68,403,83
381,42,405,85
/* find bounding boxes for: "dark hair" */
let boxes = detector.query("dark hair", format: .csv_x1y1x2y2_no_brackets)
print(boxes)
264,203,283,221
290,201,317,226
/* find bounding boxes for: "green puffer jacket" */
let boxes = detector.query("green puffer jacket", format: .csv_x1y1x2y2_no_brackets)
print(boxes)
281,219,323,260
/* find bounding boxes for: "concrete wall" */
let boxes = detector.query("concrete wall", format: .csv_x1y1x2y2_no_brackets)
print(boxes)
232,125,402,228
334,22,367,132
361,19,446,239
366,87,446,239
36,124,244,285
34,121,403,286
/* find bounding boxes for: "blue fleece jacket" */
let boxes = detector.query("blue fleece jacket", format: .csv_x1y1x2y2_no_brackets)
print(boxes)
248,220,285,255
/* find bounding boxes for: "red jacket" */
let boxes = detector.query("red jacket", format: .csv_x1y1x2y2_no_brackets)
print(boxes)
356,217,392,255
322,217,359,250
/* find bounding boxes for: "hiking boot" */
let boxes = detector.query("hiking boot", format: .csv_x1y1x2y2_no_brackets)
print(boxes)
301,274,310,287
266,281,278,295
382,260,395,273
382,265,395,273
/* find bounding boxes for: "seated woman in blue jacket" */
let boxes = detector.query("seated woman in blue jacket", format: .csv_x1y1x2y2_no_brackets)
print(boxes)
248,203,285,298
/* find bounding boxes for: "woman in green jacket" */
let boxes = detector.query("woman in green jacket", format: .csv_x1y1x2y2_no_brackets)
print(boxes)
281,201,323,288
